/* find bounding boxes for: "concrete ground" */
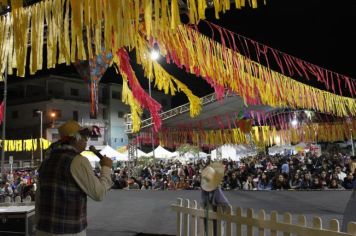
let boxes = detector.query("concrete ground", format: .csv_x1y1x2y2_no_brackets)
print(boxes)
86,190,356,236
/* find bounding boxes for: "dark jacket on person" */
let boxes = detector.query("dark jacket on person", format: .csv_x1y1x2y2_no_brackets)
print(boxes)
36,143,87,234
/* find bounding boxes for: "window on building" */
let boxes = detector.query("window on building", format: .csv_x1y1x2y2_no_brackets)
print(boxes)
70,88,79,96
91,137,98,141
161,99,167,106
73,111,78,121
118,111,124,118
12,111,18,119
112,91,121,99
121,138,124,143
52,133,59,140
102,108,107,119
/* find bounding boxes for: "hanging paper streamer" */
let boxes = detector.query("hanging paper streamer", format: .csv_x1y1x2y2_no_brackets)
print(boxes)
0,138,51,152
154,24,356,117
115,48,162,132
121,76,143,133
74,51,112,118
202,20,356,97
140,120,356,149
0,0,262,80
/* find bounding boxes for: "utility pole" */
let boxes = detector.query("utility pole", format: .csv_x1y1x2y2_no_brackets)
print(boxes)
36,110,43,162
1,66,7,177
148,78,155,158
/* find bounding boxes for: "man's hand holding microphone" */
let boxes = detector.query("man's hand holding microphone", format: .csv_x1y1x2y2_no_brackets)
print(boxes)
89,146,113,168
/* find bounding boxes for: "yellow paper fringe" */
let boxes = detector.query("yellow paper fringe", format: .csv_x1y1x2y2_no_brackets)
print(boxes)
158,121,356,147
134,35,202,118
155,25,356,117
120,70,143,133
0,138,51,152
0,0,261,78
152,62,202,117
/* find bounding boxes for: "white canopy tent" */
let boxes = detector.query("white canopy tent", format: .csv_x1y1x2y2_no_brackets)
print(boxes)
211,145,257,161
81,151,100,168
100,145,128,161
146,146,176,159
183,151,208,160
268,145,295,156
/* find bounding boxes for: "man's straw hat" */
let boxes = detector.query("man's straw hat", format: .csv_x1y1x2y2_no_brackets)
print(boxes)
201,162,225,192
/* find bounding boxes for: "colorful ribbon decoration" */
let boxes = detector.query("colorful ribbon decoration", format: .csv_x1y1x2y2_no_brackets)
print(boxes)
154,25,356,117
74,51,112,118
0,138,51,152
137,121,356,149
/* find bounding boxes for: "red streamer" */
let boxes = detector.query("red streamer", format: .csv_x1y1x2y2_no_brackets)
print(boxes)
116,49,162,132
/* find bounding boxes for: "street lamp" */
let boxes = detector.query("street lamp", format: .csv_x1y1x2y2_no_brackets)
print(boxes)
150,50,160,61
50,112,56,128
36,110,43,162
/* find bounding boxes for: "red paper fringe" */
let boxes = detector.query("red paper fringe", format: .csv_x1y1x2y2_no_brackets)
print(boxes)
116,49,162,132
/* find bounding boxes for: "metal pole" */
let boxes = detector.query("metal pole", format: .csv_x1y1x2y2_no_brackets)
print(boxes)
148,78,155,158
1,66,7,177
351,131,355,156
40,111,43,162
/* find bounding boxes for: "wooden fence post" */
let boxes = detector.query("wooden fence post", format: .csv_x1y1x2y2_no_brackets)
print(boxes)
347,222,356,235
247,208,254,236
236,207,242,236
225,205,233,236
190,200,198,236
329,219,340,232
297,215,307,236
182,199,190,236
217,206,223,236
312,216,322,230
283,212,292,236
270,211,278,236
177,198,183,236
258,209,266,236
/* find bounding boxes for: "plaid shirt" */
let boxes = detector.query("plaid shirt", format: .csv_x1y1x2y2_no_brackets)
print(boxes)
36,143,87,234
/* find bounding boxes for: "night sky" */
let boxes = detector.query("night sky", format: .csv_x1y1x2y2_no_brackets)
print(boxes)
5,0,356,107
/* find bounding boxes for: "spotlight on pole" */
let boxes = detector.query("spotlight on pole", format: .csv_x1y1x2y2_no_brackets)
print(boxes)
150,50,160,61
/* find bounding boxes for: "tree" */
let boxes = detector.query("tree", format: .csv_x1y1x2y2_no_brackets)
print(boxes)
177,144,200,158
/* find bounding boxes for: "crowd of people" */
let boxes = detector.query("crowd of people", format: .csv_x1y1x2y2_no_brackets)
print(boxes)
112,153,356,191
1,153,355,203
0,169,37,202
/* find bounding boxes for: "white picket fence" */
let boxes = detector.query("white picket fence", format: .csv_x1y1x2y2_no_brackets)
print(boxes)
171,198,356,236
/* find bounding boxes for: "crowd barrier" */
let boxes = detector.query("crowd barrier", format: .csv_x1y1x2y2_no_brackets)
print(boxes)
172,198,356,236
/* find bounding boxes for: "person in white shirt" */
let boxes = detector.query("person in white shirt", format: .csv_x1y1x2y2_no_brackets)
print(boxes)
335,165,347,181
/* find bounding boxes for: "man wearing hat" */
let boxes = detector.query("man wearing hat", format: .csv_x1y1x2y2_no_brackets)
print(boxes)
201,162,230,235
35,121,113,236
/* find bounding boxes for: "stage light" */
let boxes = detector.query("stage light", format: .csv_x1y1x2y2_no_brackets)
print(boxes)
150,50,159,61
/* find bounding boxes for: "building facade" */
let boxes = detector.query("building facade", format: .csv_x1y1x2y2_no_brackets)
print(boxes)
1,75,171,163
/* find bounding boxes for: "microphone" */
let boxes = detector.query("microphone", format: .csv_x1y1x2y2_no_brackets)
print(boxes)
89,145,104,160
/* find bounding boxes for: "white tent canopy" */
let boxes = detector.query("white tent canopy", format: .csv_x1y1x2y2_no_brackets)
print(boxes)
184,151,208,159
211,144,257,161
100,145,128,161
147,146,176,159
268,145,294,156
81,151,100,168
